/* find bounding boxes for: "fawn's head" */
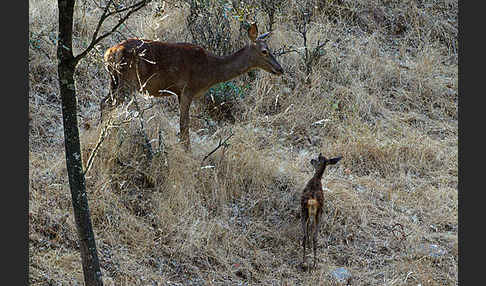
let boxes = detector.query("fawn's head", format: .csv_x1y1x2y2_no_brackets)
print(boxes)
247,23,284,76
311,153,343,171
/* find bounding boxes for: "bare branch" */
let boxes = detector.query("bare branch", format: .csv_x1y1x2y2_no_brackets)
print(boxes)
202,133,234,163
73,0,151,65
83,117,114,176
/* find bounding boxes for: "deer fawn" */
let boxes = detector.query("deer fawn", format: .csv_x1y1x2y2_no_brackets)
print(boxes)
301,153,342,271
102,23,284,151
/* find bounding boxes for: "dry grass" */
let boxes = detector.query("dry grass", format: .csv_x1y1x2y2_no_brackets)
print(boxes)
29,0,457,285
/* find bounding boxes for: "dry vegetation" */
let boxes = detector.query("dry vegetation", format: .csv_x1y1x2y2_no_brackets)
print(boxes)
29,0,458,285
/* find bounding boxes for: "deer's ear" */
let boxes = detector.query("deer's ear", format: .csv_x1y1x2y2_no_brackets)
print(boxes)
248,23,258,42
328,156,343,165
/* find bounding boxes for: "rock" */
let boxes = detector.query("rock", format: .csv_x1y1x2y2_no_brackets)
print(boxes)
207,119,216,127
426,244,447,258
417,243,447,259
282,87,291,96
331,267,352,283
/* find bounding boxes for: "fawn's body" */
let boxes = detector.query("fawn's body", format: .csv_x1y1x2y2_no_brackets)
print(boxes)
301,153,342,271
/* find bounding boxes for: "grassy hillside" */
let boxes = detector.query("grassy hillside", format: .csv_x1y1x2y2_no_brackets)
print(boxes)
29,0,458,285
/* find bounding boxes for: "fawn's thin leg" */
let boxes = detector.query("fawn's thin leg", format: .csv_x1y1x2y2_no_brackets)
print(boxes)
312,227,317,269
313,214,320,269
301,213,307,268
307,221,312,273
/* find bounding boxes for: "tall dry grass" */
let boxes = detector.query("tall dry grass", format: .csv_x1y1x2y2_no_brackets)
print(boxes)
29,0,457,284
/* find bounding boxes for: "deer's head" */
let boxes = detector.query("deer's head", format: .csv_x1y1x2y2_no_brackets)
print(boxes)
311,153,343,170
247,23,284,76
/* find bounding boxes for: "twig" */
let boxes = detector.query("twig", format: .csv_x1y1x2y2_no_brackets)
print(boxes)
83,118,116,176
83,111,136,177
128,47,157,161
309,39,329,63
315,39,329,51
156,123,169,168
158,89,179,97
391,223,410,241
202,133,234,163
201,165,215,169
131,93,154,161
274,45,300,57
311,119,330,126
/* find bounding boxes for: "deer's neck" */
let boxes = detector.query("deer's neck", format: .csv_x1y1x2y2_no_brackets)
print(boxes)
313,165,326,181
207,46,254,86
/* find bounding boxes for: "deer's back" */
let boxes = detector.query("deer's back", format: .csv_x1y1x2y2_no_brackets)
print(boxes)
104,38,211,97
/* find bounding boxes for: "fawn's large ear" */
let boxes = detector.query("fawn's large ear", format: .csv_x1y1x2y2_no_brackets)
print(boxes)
248,23,258,42
328,156,343,165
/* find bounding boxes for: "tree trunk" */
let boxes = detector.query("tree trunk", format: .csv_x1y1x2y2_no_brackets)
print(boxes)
57,0,103,285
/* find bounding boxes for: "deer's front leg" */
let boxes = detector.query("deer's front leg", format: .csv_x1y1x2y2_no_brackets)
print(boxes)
178,94,192,152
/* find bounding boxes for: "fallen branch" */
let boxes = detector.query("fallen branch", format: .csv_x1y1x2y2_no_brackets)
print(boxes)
83,115,124,176
202,133,234,163
83,114,136,176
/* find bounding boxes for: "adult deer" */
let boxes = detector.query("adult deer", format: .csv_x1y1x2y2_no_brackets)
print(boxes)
301,153,342,271
102,23,284,151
